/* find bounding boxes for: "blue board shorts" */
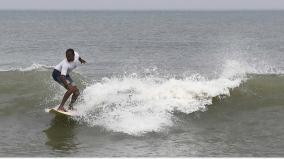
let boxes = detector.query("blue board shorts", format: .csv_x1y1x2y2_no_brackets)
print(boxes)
52,69,75,89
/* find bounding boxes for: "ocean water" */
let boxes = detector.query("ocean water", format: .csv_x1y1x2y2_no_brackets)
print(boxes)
0,10,284,157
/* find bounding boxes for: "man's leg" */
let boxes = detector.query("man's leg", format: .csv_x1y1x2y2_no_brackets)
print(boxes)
69,87,80,110
58,88,75,112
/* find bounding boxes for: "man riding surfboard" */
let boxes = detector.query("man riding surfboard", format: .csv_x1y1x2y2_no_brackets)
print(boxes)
52,48,86,112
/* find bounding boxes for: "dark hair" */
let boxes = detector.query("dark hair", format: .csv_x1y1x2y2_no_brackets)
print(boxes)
66,48,74,55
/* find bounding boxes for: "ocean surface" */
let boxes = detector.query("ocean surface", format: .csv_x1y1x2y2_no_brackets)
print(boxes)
0,10,284,157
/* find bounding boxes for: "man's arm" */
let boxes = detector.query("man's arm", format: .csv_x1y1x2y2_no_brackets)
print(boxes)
60,75,70,88
79,57,87,64
60,64,71,88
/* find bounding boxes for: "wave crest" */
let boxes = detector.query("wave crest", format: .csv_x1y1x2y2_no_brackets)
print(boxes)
0,63,54,72
75,61,246,135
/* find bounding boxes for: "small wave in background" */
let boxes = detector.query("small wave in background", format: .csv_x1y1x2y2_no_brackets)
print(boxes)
0,63,54,72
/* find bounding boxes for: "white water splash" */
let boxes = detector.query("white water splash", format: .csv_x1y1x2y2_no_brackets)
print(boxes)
74,60,249,135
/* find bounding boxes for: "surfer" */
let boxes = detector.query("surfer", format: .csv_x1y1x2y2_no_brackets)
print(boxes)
52,48,86,112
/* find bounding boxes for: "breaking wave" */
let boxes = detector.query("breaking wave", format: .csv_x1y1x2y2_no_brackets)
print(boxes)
74,60,263,135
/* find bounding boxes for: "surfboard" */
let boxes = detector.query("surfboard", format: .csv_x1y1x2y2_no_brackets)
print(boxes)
45,106,76,117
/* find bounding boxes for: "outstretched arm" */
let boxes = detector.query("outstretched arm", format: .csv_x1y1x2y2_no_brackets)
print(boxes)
79,57,87,64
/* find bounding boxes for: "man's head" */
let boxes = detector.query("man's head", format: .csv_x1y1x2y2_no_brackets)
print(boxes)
66,48,75,62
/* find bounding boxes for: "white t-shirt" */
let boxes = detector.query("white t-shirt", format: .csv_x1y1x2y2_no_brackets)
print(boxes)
54,52,80,75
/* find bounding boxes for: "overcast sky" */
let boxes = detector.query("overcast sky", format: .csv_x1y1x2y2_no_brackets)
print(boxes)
0,0,284,10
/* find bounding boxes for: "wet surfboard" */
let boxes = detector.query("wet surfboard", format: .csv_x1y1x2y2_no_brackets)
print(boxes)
45,106,76,117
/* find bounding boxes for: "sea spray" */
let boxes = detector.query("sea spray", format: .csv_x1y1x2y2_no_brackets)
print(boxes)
75,60,247,135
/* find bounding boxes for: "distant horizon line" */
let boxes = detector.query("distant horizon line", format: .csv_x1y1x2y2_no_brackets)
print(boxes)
1,8,284,12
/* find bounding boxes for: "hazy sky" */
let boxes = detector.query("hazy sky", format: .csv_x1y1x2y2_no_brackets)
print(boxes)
0,0,284,10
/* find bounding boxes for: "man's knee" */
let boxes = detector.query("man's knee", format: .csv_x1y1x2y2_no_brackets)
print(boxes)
66,89,74,95
70,86,77,92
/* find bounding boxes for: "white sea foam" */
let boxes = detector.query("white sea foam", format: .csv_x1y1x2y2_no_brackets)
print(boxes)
74,60,250,135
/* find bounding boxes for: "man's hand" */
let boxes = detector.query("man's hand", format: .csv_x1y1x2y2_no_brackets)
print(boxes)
79,57,87,64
